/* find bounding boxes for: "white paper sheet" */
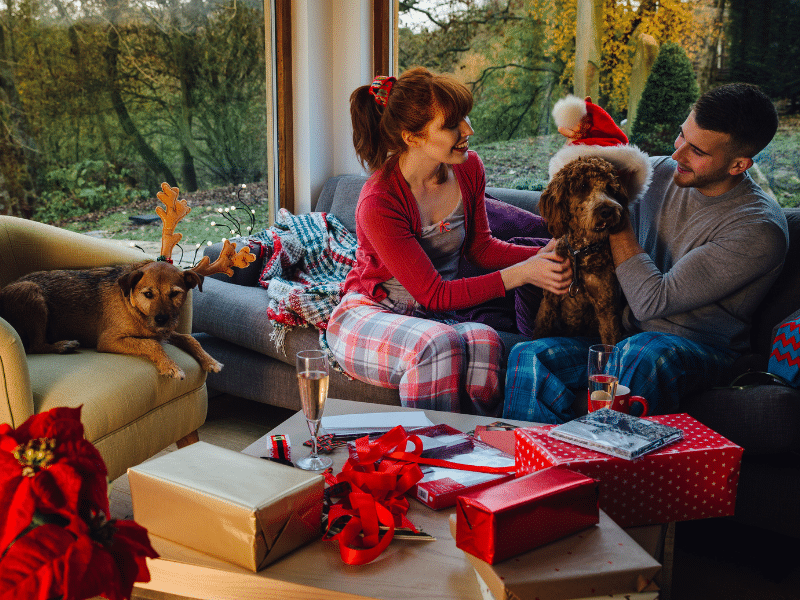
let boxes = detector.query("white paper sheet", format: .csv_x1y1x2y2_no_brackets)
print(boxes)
320,411,433,436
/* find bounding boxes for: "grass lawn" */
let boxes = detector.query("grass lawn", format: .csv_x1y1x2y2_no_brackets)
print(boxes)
58,183,271,264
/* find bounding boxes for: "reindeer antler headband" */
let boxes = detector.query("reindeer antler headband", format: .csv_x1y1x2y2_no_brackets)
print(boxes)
155,182,256,277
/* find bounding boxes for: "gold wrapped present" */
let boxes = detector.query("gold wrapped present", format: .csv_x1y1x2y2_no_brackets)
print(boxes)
128,441,324,571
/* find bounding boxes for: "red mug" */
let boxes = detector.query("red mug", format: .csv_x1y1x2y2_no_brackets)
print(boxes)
611,385,649,416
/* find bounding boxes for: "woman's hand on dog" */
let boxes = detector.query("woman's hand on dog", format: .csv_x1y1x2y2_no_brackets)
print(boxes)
501,238,572,295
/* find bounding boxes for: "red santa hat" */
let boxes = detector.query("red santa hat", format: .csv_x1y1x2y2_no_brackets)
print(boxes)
549,95,651,199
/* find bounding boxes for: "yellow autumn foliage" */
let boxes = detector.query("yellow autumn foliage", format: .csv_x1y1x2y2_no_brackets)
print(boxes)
530,0,719,114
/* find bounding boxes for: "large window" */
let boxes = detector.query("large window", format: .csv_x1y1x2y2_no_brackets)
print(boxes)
397,1,794,192
0,0,271,223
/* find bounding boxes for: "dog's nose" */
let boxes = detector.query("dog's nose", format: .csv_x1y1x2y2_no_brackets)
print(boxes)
155,314,170,326
599,206,614,220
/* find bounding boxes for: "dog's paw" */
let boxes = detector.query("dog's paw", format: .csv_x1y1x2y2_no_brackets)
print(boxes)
54,340,80,353
159,363,186,379
203,359,223,373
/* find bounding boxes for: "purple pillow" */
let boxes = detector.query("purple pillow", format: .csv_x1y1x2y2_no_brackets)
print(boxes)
483,196,550,241
454,198,550,333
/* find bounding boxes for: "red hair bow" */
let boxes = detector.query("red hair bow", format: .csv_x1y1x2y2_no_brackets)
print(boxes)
369,75,396,107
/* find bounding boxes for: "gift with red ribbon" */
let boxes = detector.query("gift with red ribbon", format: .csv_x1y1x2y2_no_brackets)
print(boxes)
323,425,515,565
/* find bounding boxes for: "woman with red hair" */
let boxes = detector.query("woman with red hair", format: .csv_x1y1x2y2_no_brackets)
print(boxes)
325,67,571,415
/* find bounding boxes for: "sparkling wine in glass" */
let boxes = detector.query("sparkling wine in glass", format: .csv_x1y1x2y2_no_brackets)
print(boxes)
588,344,619,413
295,350,333,471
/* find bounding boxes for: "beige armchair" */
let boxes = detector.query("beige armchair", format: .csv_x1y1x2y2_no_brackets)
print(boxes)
0,216,207,481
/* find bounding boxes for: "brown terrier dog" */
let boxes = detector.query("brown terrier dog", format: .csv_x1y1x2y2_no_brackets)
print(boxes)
0,260,223,379
533,156,629,345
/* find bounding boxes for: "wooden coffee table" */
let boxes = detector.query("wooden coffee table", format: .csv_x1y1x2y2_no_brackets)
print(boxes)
133,399,665,600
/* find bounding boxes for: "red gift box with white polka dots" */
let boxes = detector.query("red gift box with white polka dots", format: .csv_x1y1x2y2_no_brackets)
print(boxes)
514,414,743,527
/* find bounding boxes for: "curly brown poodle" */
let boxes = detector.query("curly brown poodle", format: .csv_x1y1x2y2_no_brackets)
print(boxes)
533,155,629,345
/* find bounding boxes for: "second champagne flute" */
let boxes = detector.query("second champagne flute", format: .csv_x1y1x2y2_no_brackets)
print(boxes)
587,344,619,412
295,349,332,471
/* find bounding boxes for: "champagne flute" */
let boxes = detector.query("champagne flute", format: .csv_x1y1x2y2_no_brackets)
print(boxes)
587,344,619,413
295,349,333,471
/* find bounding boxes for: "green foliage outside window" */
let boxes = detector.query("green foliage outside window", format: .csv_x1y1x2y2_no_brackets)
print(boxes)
33,161,149,223
630,43,700,156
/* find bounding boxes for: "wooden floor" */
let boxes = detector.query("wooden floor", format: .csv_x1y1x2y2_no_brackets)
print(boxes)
113,394,800,600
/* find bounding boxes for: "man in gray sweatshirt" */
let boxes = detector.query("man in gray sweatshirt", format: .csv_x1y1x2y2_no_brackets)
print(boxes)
504,83,790,423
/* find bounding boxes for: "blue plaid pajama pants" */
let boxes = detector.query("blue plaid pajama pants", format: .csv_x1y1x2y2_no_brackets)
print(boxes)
326,292,504,415
503,333,739,423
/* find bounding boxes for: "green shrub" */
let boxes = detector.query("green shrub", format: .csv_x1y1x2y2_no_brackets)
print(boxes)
34,160,149,223
510,175,547,191
630,42,699,155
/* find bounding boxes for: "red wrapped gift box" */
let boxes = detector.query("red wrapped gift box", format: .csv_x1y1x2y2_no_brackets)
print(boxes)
455,466,599,564
515,414,743,528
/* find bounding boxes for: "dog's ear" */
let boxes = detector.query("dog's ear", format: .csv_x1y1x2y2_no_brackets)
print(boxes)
540,171,571,239
117,269,145,297
182,269,204,292
612,169,633,207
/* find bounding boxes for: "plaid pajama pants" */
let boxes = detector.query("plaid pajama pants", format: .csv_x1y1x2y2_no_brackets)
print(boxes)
326,292,504,415
503,332,739,424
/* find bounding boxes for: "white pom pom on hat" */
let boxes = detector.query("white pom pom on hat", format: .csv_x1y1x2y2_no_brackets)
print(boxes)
549,94,652,200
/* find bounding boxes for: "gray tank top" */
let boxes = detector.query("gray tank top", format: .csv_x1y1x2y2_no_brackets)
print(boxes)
381,199,465,314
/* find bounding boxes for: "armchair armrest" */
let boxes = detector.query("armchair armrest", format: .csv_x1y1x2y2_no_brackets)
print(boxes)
0,317,34,428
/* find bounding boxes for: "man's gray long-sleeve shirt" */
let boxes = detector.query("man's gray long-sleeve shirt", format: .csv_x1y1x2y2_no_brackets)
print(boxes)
618,156,789,353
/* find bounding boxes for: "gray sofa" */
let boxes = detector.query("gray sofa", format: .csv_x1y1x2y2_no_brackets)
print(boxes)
192,174,800,538
191,175,542,410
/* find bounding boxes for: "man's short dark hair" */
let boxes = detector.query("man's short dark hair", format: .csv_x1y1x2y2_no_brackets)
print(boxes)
693,83,778,158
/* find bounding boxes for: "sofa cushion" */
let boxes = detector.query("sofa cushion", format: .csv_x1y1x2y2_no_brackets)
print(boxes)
204,237,268,288
192,277,321,366
28,345,206,446
484,195,549,240
750,208,800,355
683,383,800,455
315,175,368,234
486,186,541,215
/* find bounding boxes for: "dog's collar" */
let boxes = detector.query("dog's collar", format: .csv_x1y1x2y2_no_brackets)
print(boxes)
564,235,608,298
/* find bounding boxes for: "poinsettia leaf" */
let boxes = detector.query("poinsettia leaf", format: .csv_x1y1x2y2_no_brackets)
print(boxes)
110,520,159,594
0,523,72,600
62,535,114,600
0,482,36,551
0,432,19,455
24,407,84,442
29,469,69,512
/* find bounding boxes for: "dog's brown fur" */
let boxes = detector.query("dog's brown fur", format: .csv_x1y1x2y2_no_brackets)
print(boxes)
0,260,223,379
534,156,629,345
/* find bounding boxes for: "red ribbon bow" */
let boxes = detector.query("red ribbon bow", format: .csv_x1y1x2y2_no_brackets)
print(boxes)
322,425,515,565
323,426,422,564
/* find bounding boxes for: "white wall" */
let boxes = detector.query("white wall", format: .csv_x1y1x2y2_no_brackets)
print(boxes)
291,0,372,214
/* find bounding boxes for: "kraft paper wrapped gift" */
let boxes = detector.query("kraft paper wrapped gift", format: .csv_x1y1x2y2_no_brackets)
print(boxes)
515,413,743,528
456,466,599,564
449,510,660,600
128,441,324,572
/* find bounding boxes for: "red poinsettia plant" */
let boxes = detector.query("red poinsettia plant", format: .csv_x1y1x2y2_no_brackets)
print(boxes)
0,406,158,600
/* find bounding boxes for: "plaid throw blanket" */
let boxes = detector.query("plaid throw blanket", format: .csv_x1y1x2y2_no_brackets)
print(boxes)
249,209,357,352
